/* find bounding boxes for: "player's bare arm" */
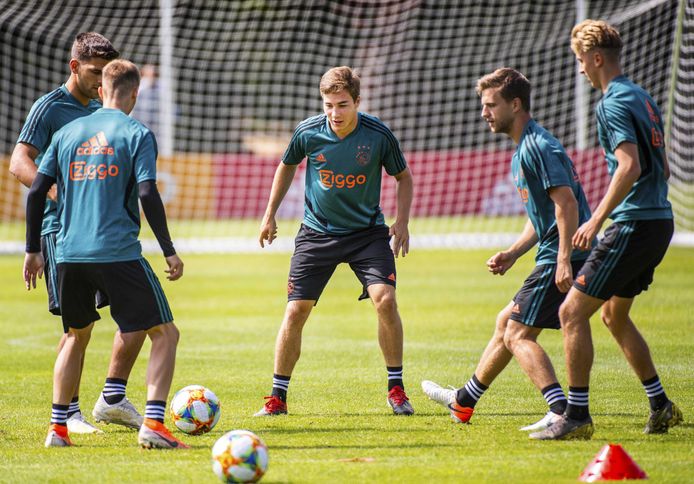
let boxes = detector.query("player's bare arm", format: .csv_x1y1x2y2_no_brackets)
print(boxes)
548,185,579,292
573,142,640,250
10,142,57,201
259,162,298,247
390,167,413,258
487,219,538,275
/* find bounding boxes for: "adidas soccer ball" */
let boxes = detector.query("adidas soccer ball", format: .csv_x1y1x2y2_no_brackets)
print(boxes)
170,385,221,435
211,430,269,483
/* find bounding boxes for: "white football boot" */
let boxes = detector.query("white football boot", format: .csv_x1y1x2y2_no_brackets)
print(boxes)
67,411,103,434
92,394,143,429
421,380,456,407
519,410,563,431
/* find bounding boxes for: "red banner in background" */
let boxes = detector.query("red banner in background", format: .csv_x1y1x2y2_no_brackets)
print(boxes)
211,149,610,219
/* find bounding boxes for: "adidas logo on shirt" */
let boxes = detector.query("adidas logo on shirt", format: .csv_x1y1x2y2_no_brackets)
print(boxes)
76,131,114,155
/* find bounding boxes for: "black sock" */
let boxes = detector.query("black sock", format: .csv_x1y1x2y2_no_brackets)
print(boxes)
271,374,290,402
67,396,80,418
102,377,127,405
387,366,404,391
541,383,567,415
642,375,668,411
144,400,166,423
566,386,590,420
456,374,488,408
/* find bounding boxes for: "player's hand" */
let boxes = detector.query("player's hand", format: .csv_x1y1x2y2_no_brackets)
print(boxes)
165,254,184,281
555,259,573,293
573,218,601,251
389,220,410,258
486,250,517,275
23,252,44,290
47,184,58,202
259,215,278,248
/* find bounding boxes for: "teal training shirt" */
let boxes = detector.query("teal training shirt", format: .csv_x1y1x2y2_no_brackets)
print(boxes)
513,119,593,265
38,108,157,263
596,76,672,221
17,85,102,236
282,113,408,235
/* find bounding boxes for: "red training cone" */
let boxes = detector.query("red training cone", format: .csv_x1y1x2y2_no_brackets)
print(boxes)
579,444,648,482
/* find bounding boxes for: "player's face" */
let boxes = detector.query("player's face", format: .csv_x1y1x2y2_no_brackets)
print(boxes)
480,88,515,134
322,90,360,138
575,51,600,88
73,57,112,100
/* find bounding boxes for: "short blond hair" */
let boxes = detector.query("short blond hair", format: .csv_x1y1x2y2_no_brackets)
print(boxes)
102,59,140,97
571,19,622,56
319,66,360,101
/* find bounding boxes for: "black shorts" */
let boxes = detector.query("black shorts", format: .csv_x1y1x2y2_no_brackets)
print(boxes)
573,219,673,300
57,258,173,333
510,260,586,329
41,233,108,316
287,224,396,302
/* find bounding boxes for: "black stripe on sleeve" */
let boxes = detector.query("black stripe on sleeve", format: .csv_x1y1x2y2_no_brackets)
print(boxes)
360,117,407,173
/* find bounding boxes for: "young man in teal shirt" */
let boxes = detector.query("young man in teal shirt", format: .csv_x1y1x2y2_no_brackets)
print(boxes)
10,32,146,433
422,68,591,430
256,66,415,416
532,19,682,441
24,60,187,449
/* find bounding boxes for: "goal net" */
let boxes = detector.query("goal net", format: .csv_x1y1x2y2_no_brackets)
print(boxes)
1,0,691,253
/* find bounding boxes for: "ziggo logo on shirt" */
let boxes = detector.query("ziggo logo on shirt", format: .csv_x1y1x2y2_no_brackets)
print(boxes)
69,161,119,181
319,170,366,189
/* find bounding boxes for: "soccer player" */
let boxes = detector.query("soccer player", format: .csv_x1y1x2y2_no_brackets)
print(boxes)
23,59,187,449
531,20,682,440
422,68,592,430
10,32,145,432
255,66,415,416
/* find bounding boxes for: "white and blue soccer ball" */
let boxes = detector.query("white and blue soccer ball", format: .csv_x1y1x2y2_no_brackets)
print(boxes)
169,385,221,435
212,430,269,483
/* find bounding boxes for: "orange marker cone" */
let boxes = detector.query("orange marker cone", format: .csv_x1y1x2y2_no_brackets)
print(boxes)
579,444,648,482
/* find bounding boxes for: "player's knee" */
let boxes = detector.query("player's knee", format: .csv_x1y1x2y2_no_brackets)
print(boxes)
502,323,529,352
373,291,397,315
285,301,313,324
164,323,180,346
148,322,179,346
67,325,93,348
558,300,576,328
600,305,619,331
502,329,516,352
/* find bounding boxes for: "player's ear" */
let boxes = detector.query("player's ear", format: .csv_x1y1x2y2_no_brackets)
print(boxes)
69,59,80,75
593,50,604,68
354,95,361,108
97,85,103,100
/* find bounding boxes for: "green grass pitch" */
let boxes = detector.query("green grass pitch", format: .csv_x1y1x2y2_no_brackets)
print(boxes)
0,248,692,483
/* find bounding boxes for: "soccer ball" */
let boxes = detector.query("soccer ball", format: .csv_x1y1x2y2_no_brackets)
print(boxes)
169,385,221,435
211,430,269,483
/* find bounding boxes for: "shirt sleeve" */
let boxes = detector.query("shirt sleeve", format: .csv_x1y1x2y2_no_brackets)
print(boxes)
17,100,52,155
133,130,158,182
281,124,307,165
599,96,637,151
379,124,408,176
522,137,572,190
37,138,59,179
